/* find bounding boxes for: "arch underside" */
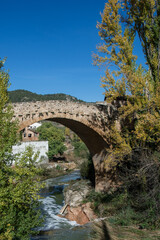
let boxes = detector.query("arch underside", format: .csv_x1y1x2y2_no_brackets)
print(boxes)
19,116,108,156
47,118,108,156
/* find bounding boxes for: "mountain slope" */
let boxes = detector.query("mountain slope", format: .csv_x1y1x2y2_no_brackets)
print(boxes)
9,89,83,103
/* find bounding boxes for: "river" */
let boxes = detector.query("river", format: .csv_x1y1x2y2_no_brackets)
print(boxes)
31,170,92,240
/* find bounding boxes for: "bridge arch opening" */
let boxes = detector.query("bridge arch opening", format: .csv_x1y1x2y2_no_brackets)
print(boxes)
13,100,114,192
20,117,108,156
21,118,102,186
48,117,108,156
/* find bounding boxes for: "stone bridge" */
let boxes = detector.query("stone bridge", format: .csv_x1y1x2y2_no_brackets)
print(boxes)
12,100,119,192
12,100,118,156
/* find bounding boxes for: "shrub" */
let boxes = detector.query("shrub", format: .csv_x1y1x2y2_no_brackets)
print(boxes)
72,135,89,159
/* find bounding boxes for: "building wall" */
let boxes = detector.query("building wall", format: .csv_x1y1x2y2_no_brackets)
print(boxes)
22,128,39,142
12,141,48,164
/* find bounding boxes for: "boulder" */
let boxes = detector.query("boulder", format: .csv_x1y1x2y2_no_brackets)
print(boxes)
63,179,92,207
63,203,96,225
59,179,97,224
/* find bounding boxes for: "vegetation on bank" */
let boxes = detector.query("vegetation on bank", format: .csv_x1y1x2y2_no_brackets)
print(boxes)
36,121,89,162
37,122,66,160
91,220,160,240
71,134,89,159
90,0,160,232
0,60,44,240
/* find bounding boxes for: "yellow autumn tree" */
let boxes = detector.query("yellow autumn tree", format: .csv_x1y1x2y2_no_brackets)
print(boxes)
93,1,160,228
94,0,160,164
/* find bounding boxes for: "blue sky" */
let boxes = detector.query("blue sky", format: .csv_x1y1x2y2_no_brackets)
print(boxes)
1,0,145,102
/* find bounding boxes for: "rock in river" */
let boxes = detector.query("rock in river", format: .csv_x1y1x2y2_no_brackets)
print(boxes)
59,179,97,225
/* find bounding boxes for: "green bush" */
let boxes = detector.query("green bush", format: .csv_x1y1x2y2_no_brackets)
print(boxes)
72,135,89,159
37,122,66,160
0,147,44,240
93,150,160,229
0,61,44,239
118,150,160,229
109,206,140,226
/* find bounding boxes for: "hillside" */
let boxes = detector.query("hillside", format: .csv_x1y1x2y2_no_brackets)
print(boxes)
8,89,83,103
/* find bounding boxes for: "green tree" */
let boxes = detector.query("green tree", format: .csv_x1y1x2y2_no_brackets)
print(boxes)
0,147,44,240
0,59,44,239
37,122,66,159
72,134,89,159
0,59,18,164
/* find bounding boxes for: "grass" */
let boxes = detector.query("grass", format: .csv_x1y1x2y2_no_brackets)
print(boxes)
85,189,160,239
91,220,160,240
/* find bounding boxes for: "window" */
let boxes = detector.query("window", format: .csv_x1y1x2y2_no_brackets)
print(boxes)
28,134,32,137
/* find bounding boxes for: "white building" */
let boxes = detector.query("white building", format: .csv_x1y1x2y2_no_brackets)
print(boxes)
29,122,42,129
12,141,48,164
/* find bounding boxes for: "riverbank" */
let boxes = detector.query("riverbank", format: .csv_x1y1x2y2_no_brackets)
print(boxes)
58,176,160,240
39,161,77,180
38,164,160,240
91,219,160,240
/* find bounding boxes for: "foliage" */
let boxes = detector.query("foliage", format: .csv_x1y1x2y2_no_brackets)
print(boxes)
93,0,160,229
87,151,160,229
0,59,18,164
117,150,160,229
8,89,83,103
64,127,70,137
37,122,66,159
0,60,44,239
72,134,89,159
94,0,160,167
123,0,160,90
0,147,44,240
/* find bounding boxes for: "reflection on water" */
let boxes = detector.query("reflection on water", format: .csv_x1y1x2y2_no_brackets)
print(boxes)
31,171,91,240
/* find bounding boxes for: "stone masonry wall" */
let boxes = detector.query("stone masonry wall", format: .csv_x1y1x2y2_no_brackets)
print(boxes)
12,100,118,155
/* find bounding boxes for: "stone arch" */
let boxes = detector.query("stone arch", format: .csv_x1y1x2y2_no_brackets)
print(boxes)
19,116,108,156
12,100,115,156
48,118,108,156
12,100,119,192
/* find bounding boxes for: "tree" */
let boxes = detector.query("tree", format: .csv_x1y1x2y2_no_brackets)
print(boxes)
0,59,44,239
0,147,44,240
71,134,89,159
37,122,66,159
94,1,160,228
94,0,160,158
123,0,160,91
0,59,18,165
